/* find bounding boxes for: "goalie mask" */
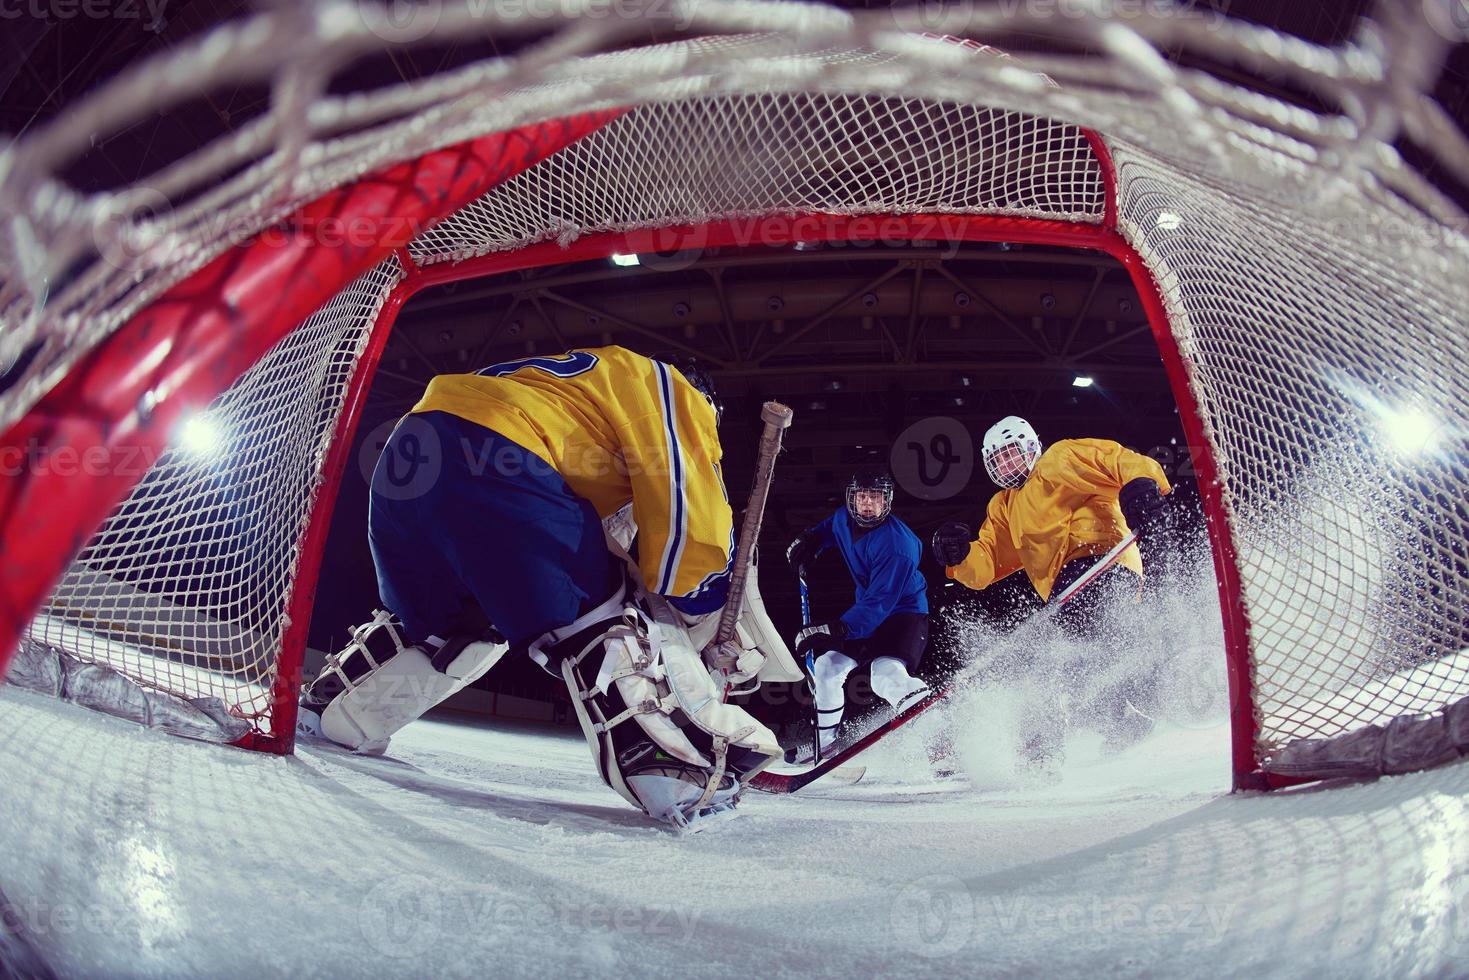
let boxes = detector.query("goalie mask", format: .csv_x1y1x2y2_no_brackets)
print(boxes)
846,468,895,528
982,416,1042,489
656,355,722,425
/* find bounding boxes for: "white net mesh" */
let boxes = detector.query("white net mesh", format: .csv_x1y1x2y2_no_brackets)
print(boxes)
3,3,1468,772
412,92,1103,263
1109,139,1469,751
27,259,401,727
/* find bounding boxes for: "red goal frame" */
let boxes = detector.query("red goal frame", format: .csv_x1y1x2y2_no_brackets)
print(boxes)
0,118,1266,787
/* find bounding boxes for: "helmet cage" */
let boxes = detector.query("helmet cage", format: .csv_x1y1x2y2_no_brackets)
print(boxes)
846,473,894,528
984,440,1040,489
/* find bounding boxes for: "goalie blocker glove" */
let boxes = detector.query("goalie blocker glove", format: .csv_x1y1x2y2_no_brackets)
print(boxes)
1119,477,1167,535
794,620,848,659
931,521,973,567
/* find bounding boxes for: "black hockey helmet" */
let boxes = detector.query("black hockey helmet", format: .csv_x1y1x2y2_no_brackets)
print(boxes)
656,354,723,425
846,466,895,528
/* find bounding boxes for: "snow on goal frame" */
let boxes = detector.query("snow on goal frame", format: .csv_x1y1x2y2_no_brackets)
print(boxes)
0,4,1466,788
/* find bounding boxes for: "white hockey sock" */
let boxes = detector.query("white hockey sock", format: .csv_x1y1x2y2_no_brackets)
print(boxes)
870,656,929,711
813,650,858,751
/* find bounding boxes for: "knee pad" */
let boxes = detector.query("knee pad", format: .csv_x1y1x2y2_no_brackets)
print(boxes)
813,650,859,686
812,651,858,707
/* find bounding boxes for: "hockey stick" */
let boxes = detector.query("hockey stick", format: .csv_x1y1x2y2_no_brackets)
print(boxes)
794,567,824,766
716,401,794,643
798,566,812,629
1050,530,1140,607
750,530,1143,794
752,692,946,793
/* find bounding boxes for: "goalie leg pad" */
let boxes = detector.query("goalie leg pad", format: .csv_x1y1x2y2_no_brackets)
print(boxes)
301,610,507,753
555,604,781,825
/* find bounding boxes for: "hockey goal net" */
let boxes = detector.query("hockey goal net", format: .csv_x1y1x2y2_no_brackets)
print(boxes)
0,3,1465,785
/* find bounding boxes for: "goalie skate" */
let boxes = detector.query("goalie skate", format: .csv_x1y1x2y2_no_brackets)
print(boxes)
298,610,507,754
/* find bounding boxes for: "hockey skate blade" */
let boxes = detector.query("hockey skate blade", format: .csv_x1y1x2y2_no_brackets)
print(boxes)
625,769,740,833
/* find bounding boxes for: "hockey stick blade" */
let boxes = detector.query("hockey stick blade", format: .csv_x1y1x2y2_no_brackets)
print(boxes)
749,690,947,793
749,764,866,793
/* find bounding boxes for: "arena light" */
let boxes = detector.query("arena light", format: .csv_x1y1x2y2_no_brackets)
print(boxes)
1335,372,1448,459
1072,375,1095,388
609,253,639,267
1377,404,1442,456
178,414,225,460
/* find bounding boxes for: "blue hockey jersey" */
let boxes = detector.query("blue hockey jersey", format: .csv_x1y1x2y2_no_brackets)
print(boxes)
805,508,928,639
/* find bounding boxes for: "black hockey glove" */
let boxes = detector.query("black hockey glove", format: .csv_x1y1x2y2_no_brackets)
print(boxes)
786,531,821,573
931,521,974,567
1119,477,1167,534
794,621,848,660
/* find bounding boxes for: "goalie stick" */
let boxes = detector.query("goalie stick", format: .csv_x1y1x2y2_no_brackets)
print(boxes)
750,530,1142,794
717,401,794,643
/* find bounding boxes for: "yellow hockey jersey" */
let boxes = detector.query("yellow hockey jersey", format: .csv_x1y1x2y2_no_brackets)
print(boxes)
409,346,733,612
946,438,1171,602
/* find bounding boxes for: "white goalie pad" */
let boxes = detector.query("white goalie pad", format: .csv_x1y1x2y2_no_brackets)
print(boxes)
601,598,783,765
559,595,782,824
734,560,804,684
318,633,508,753
605,507,802,688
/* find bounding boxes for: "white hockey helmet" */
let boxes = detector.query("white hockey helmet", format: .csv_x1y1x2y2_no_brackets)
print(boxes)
982,416,1042,488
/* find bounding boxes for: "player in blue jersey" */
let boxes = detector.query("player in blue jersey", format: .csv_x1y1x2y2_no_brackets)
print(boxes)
784,467,932,757
297,347,787,827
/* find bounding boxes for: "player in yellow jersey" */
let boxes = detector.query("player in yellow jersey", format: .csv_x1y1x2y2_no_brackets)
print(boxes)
298,347,786,827
931,415,1172,622
931,416,1174,753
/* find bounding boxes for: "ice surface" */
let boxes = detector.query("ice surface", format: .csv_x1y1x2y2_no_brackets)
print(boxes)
2,550,1464,977
1,681,1465,979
